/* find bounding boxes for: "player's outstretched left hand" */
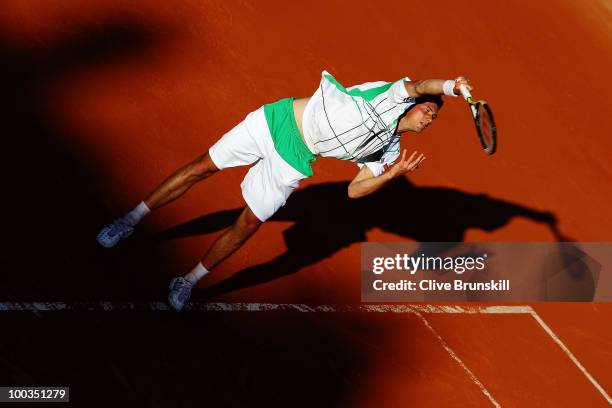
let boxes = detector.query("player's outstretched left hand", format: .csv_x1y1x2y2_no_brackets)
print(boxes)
388,149,425,178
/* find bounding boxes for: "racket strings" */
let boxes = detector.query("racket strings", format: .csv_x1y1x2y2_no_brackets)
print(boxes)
476,104,496,154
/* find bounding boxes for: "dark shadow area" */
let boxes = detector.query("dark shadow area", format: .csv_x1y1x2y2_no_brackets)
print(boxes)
0,15,373,408
158,177,581,300
0,310,391,408
0,16,178,301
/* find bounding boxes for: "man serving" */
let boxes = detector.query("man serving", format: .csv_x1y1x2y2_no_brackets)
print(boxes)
97,70,473,310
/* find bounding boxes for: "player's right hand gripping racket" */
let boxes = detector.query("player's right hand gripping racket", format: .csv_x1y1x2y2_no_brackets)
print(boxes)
459,84,497,155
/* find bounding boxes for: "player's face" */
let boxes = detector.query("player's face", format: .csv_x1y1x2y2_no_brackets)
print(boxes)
400,102,439,133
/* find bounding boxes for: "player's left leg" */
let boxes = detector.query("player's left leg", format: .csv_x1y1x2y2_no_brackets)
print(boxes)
168,102,314,310
168,205,262,310
199,205,263,270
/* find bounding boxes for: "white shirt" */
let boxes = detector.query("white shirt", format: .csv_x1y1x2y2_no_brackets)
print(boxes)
302,70,415,176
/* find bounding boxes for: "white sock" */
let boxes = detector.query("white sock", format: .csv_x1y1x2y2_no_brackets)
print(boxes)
124,201,151,226
184,262,210,285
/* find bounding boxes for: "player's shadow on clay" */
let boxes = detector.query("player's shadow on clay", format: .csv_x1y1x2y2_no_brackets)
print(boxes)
158,177,595,299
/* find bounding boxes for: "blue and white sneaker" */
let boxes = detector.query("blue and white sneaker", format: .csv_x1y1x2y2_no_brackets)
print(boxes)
168,277,193,311
96,216,135,248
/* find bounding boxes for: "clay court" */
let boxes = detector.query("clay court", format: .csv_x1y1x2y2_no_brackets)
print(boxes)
0,0,611,406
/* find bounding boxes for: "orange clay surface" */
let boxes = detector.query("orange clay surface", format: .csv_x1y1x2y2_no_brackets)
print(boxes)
1,0,611,406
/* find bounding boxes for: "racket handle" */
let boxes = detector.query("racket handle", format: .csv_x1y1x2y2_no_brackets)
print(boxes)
459,83,472,101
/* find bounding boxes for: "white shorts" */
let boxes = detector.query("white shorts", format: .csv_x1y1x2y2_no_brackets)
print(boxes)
209,107,308,222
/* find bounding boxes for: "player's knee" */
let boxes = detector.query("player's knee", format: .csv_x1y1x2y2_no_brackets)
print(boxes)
186,153,218,181
238,207,263,232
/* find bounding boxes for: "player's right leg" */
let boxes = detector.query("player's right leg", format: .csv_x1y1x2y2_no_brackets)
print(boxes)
145,152,219,210
96,152,219,248
97,111,264,248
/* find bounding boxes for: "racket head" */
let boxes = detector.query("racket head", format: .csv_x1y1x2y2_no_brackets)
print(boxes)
473,102,497,155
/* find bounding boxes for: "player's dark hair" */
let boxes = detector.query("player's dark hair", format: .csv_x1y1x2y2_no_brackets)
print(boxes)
402,95,444,118
415,94,444,109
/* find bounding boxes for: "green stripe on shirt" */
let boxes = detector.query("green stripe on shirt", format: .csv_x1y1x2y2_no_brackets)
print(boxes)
263,98,316,177
324,73,394,102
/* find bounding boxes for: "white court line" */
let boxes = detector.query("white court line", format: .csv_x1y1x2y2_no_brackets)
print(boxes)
0,302,533,313
0,301,503,406
0,302,609,404
528,309,612,405
413,310,500,407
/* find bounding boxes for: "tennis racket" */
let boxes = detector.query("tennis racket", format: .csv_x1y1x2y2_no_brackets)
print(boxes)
459,84,497,155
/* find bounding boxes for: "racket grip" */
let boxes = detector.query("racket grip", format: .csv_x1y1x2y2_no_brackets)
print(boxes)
459,83,472,100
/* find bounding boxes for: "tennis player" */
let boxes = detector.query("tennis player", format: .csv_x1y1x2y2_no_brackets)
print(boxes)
97,71,472,310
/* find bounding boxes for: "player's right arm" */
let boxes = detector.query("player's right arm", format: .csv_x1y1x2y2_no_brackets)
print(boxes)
347,150,425,199
404,77,472,98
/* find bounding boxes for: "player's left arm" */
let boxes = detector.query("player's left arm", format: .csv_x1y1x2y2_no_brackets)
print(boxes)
347,150,425,199
404,76,472,98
